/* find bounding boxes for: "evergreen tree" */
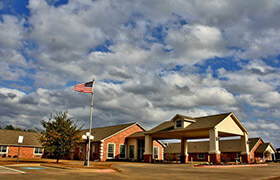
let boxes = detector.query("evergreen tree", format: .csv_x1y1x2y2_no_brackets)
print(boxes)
40,111,82,163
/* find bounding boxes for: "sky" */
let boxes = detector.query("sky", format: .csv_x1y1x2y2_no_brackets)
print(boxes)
0,0,280,147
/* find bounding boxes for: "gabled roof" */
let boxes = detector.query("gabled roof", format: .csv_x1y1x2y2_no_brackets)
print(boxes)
248,137,262,151
186,112,232,130
127,131,145,138
255,143,276,153
81,122,144,142
171,114,195,122
146,112,232,134
0,129,42,147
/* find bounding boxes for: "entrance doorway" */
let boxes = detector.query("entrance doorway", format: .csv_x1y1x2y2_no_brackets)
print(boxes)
137,139,145,161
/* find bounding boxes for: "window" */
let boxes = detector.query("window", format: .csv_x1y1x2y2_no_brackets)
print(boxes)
0,146,7,153
119,145,126,159
153,147,159,159
176,120,182,128
107,143,115,158
34,147,43,154
198,153,205,159
129,145,134,159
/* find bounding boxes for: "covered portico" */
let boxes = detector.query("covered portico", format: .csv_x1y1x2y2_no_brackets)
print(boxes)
143,112,250,164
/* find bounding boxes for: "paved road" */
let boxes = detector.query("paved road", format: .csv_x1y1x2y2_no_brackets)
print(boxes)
0,166,25,174
0,163,279,180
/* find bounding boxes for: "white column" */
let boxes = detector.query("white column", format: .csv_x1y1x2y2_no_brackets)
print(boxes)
241,133,249,154
209,128,220,154
144,135,153,155
181,138,188,156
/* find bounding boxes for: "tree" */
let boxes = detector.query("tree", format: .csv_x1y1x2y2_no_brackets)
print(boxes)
41,111,82,163
5,125,15,130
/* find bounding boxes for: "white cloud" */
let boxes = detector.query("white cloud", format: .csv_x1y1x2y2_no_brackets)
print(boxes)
166,24,227,64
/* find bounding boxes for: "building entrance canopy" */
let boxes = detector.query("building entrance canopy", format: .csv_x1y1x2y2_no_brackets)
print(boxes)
143,112,251,164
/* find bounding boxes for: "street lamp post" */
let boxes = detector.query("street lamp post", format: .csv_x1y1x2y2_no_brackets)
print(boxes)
82,132,94,166
17,136,23,163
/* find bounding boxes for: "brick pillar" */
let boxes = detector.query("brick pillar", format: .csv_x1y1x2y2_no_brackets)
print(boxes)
209,153,221,164
144,154,153,163
241,154,250,164
144,135,153,163
180,137,188,163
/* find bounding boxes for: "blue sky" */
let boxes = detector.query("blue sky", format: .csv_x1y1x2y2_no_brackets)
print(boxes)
0,0,280,147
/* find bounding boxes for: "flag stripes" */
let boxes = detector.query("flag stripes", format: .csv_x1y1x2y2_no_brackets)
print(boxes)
74,81,94,93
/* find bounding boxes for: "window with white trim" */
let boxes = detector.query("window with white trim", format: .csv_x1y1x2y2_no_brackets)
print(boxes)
119,145,126,159
198,153,205,159
34,147,43,155
176,120,182,128
107,143,115,159
129,145,134,159
153,147,159,159
0,146,7,153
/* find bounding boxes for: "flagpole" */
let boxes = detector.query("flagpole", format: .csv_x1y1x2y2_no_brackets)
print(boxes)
87,78,95,167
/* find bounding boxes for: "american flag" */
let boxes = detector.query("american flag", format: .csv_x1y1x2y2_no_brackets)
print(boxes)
74,81,94,93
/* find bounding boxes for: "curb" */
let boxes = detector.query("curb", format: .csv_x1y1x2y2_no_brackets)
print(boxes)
194,164,268,168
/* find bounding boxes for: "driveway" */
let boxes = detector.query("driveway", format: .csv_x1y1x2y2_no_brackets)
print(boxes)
0,162,279,180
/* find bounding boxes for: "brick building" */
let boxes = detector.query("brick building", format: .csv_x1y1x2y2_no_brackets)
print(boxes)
74,122,165,161
140,112,275,164
0,129,43,159
164,137,276,163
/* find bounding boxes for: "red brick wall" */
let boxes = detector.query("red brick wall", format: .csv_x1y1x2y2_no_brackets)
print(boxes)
7,146,42,159
153,140,163,161
165,152,240,162
221,152,239,162
101,124,144,161
250,139,263,161
189,153,209,161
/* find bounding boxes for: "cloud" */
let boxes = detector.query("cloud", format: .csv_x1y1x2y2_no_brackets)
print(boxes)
0,0,280,148
166,24,227,64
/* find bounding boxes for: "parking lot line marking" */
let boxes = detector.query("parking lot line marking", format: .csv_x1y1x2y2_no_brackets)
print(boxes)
0,166,26,174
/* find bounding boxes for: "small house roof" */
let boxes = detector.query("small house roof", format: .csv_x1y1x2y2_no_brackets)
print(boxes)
81,122,143,142
146,112,233,134
0,129,42,147
255,143,276,153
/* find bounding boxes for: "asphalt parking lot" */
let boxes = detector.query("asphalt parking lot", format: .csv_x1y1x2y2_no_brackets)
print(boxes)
0,163,280,180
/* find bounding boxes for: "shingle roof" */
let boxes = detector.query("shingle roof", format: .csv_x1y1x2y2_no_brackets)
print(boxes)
248,137,261,150
255,143,272,153
146,112,232,134
164,138,261,153
0,129,42,147
127,131,145,138
81,122,138,142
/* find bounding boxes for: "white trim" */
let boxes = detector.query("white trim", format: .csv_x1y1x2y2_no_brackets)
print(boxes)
107,143,115,159
102,123,146,141
33,147,44,155
215,113,248,133
153,146,159,160
0,145,8,154
119,144,126,159
250,138,262,153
